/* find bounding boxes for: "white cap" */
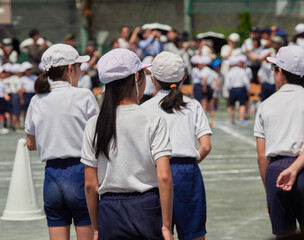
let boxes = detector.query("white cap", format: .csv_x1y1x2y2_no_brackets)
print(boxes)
2,63,12,72
267,45,304,76
197,56,212,65
152,51,185,83
238,54,247,63
38,62,45,72
11,64,24,73
229,33,240,42
21,61,33,71
80,62,89,72
228,56,239,66
190,55,200,65
295,23,304,34
97,48,150,84
42,43,90,71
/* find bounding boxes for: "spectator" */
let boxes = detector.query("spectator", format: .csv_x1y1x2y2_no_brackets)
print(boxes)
138,28,163,59
117,26,130,48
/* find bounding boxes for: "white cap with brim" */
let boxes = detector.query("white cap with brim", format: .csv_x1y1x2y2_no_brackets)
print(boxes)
42,43,90,71
152,51,185,83
197,56,212,65
21,61,33,71
97,48,150,84
228,56,239,66
295,23,304,34
267,45,304,76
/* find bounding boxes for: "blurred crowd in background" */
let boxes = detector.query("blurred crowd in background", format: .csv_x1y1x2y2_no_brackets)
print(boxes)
0,22,303,134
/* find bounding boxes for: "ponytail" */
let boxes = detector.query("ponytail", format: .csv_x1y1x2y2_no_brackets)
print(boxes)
34,65,68,94
158,80,187,113
34,72,50,94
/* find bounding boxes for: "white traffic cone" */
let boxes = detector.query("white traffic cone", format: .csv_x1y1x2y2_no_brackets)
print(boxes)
1,138,44,221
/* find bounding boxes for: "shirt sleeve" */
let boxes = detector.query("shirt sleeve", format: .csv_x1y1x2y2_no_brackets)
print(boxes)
150,116,172,162
86,91,99,119
81,117,98,168
24,97,35,135
254,104,265,138
194,100,213,139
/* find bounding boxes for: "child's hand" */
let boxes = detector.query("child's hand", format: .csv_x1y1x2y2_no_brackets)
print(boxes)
276,168,297,191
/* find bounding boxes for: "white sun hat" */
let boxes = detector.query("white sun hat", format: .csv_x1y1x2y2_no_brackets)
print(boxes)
97,48,150,84
295,23,304,34
197,56,212,65
229,33,240,42
267,45,304,76
21,61,33,71
151,51,185,83
80,62,89,72
42,43,90,71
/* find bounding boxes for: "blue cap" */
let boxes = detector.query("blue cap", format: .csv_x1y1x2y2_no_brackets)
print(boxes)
212,59,221,69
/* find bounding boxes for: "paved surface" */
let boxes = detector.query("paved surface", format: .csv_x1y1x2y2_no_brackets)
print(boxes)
0,102,274,240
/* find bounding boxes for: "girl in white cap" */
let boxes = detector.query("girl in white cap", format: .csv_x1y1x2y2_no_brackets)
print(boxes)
142,51,212,240
25,43,99,240
82,48,174,240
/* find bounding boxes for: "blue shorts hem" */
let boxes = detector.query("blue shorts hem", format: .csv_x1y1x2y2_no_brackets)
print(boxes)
180,230,207,240
47,220,72,227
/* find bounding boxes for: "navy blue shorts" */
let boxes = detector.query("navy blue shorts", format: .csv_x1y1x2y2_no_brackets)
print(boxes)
44,158,91,227
202,85,213,102
0,97,7,114
194,83,204,102
22,92,35,111
170,157,207,240
9,93,21,115
229,87,247,106
266,156,304,235
261,83,275,102
98,188,162,240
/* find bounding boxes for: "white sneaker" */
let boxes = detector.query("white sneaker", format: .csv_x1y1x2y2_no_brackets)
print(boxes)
0,128,9,134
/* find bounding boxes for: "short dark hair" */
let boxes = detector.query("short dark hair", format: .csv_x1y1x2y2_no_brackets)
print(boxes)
29,29,39,38
282,69,304,87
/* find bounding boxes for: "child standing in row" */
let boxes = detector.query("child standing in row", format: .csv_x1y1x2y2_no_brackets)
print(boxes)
142,51,212,240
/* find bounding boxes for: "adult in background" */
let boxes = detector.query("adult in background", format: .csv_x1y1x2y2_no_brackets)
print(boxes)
289,23,304,48
138,28,163,59
25,44,99,240
27,29,48,75
254,45,304,238
117,25,130,48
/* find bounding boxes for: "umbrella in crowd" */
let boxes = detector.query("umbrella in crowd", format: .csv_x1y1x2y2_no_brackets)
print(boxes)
196,31,227,53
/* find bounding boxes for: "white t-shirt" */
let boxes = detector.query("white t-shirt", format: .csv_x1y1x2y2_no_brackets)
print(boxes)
5,75,22,94
0,80,8,97
257,48,275,85
225,66,250,91
200,66,217,87
254,84,304,159
191,67,201,85
141,90,212,160
81,104,172,195
25,81,99,161
21,76,35,93
78,74,92,90
118,38,129,49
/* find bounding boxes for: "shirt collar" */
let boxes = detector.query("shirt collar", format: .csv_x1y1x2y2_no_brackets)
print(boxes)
117,104,140,111
156,89,170,97
50,80,70,90
278,84,304,92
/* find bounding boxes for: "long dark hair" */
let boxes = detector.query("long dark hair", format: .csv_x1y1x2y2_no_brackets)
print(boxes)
93,70,144,160
34,65,68,94
157,79,187,113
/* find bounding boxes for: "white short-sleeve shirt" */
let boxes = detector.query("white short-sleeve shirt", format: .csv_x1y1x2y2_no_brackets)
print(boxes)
141,90,212,160
0,80,8,97
78,74,92,90
25,81,99,161
254,84,304,159
258,49,275,85
200,66,217,86
191,67,201,85
225,66,250,91
21,76,35,93
81,104,172,194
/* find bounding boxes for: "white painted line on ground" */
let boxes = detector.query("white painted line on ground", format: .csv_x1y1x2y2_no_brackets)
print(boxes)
203,169,257,175
205,176,261,182
207,154,256,159
217,124,256,147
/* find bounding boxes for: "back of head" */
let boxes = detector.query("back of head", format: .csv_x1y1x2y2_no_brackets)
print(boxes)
151,51,186,113
35,43,90,94
267,45,304,85
94,48,148,159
